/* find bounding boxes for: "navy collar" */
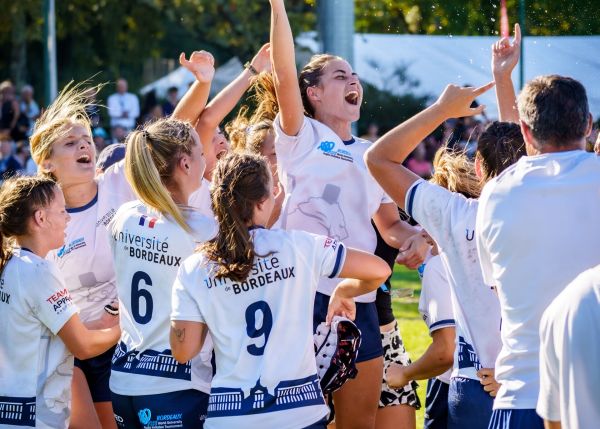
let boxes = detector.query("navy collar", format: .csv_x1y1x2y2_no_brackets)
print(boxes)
67,192,98,213
248,225,265,231
342,137,355,146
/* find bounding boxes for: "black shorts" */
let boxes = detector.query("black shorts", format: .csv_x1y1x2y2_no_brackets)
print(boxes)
73,345,116,402
111,389,209,429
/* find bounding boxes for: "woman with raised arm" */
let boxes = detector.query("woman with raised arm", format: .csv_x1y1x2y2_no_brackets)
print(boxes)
268,1,427,427
0,176,120,429
366,46,525,427
30,51,214,429
170,152,391,429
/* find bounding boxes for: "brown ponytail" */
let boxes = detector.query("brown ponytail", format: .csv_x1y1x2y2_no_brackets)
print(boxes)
200,152,272,281
0,176,58,273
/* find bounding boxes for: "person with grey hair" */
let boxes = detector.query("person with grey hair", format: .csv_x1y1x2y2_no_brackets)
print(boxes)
20,84,40,137
107,78,139,135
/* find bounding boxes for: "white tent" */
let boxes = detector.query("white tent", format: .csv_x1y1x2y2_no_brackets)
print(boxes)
140,57,244,99
297,32,600,119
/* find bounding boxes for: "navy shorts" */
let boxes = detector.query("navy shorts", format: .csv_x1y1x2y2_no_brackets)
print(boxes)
313,292,383,363
73,345,115,402
448,377,494,429
424,378,449,429
487,409,544,429
303,416,328,428
111,389,208,429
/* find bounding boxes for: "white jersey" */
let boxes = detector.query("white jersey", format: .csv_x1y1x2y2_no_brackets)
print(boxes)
171,228,346,429
188,178,214,218
109,201,217,396
0,249,78,429
537,266,600,429
406,179,501,381
47,161,135,323
274,115,392,302
419,254,455,384
476,150,600,410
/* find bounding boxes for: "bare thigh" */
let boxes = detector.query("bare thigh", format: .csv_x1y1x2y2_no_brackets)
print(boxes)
333,356,383,429
375,404,416,429
69,367,101,429
95,401,117,429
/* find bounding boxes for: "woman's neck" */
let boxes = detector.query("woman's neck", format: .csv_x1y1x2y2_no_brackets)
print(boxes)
62,180,98,209
15,236,49,258
314,113,353,141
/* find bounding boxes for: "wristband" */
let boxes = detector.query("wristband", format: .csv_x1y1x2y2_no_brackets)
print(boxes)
104,304,119,316
244,61,259,76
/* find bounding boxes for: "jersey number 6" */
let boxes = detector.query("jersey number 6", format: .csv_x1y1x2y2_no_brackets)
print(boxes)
245,301,273,356
131,271,153,324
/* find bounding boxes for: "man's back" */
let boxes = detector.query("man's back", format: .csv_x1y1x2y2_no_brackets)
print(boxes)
476,149,600,410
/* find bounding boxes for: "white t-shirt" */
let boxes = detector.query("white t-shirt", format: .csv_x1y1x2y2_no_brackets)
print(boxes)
47,162,135,324
406,179,501,381
274,115,391,302
171,228,346,429
419,254,455,384
109,200,217,396
107,92,140,130
537,266,600,429
476,150,600,410
0,249,78,429
188,178,214,218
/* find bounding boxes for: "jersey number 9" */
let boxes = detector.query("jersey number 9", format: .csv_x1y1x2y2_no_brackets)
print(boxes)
245,301,273,356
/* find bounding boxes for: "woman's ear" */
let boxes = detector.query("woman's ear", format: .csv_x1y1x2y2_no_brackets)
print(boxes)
41,159,55,174
178,154,191,174
32,208,45,229
306,86,321,103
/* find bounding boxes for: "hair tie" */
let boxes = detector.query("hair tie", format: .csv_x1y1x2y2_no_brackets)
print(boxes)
142,130,150,140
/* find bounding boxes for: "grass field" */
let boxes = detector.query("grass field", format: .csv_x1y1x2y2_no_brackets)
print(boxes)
391,265,431,429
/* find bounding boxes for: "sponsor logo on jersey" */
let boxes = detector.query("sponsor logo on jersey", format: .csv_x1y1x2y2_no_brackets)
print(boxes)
317,140,354,163
46,288,73,314
57,237,86,258
139,215,157,228
96,208,117,227
138,408,152,425
324,237,338,250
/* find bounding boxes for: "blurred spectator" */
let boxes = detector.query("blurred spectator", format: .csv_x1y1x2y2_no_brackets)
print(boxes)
112,125,128,144
92,127,109,153
162,86,179,117
406,141,433,179
0,80,26,141
96,143,126,174
360,123,380,142
107,78,139,135
19,84,40,137
25,152,37,176
145,104,164,123
2,141,28,178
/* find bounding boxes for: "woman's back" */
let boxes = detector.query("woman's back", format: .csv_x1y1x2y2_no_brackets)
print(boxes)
172,227,345,428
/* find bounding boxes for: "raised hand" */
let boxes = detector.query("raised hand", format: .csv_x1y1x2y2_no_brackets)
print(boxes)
250,43,272,74
434,82,495,119
396,231,431,269
180,50,215,83
492,23,521,77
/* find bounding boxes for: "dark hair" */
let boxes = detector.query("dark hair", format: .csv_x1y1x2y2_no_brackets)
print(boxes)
518,75,590,148
299,54,342,118
201,152,272,281
0,176,58,272
476,121,526,183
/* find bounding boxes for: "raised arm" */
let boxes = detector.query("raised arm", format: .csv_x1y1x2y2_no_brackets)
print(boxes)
172,50,215,124
270,0,304,136
196,43,272,151
365,82,494,209
58,314,120,360
492,23,521,123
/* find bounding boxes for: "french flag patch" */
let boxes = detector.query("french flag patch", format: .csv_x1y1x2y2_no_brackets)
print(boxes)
139,215,157,228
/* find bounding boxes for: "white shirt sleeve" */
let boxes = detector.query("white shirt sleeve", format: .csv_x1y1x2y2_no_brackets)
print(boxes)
273,114,316,164
475,181,496,286
404,179,456,246
107,94,122,120
536,304,561,422
171,262,205,323
31,262,78,335
420,256,455,335
296,232,347,279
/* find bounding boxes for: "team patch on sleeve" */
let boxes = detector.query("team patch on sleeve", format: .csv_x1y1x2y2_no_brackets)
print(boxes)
45,288,74,315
